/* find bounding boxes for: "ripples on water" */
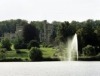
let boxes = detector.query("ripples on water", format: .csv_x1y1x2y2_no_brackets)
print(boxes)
0,61,100,76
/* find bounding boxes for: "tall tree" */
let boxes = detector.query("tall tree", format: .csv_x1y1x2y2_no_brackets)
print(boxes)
82,20,98,46
23,24,39,43
57,21,76,42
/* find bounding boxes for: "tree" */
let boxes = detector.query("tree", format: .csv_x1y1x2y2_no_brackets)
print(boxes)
23,24,39,43
14,37,27,49
29,47,43,61
0,19,28,35
0,49,6,60
51,21,61,45
50,28,56,44
94,20,100,50
76,28,84,55
30,21,44,30
1,38,11,51
82,45,96,56
57,21,76,42
27,40,40,49
70,21,81,31
82,20,98,46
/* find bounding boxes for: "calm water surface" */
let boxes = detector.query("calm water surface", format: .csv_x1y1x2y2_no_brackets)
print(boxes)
0,61,100,76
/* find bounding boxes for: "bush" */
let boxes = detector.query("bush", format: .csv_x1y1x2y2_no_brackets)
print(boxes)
1,38,11,51
16,49,22,54
82,45,96,56
0,49,6,60
27,40,40,49
14,38,27,49
96,53,100,58
42,43,48,47
0,58,23,62
29,47,43,61
48,44,53,48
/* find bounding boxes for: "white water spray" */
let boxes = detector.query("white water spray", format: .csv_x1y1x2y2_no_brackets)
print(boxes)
63,34,78,61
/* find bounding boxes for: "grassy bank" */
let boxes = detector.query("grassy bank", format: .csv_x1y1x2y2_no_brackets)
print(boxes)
1,47,57,61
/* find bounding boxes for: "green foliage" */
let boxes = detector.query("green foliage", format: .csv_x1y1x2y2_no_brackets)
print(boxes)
56,21,76,42
1,38,11,51
40,47,56,58
50,29,56,43
82,45,96,56
30,21,44,30
16,49,22,54
0,49,6,60
82,20,98,46
29,47,43,61
76,28,84,54
14,38,27,49
94,21,100,47
0,58,23,62
0,19,100,57
6,49,29,60
0,19,28,35
27,40,40,49
42,43,48,47
1,47,56,61
23,24,39,43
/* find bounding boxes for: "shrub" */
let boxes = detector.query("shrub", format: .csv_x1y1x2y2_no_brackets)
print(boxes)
16,49,27,54
16,49,21,54
29,47,43,61
0,49,6,60
14,38,27,49
42,43,48,47
0,58,23,62
82,45,96,56
27,40,40,49
1,38,11,51
96,53,100,58
48,44,53,48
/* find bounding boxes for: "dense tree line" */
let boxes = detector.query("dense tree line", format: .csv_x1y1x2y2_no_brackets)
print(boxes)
0,19,100,56
0,19,28,36
50,20,100,56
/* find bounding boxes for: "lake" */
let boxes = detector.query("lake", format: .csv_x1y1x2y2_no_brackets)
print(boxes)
0,61,100,76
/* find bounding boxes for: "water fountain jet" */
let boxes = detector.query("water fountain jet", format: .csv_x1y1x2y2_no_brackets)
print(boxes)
62,33,78,61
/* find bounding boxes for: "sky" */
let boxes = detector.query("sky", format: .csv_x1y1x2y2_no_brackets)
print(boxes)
0,0,100,22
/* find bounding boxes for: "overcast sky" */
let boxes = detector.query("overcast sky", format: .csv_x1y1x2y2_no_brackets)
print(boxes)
0,0,100,22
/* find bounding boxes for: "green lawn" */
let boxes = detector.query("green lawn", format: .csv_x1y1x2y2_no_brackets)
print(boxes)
5,47,56,61
40,47,56,58
6,49,29,61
